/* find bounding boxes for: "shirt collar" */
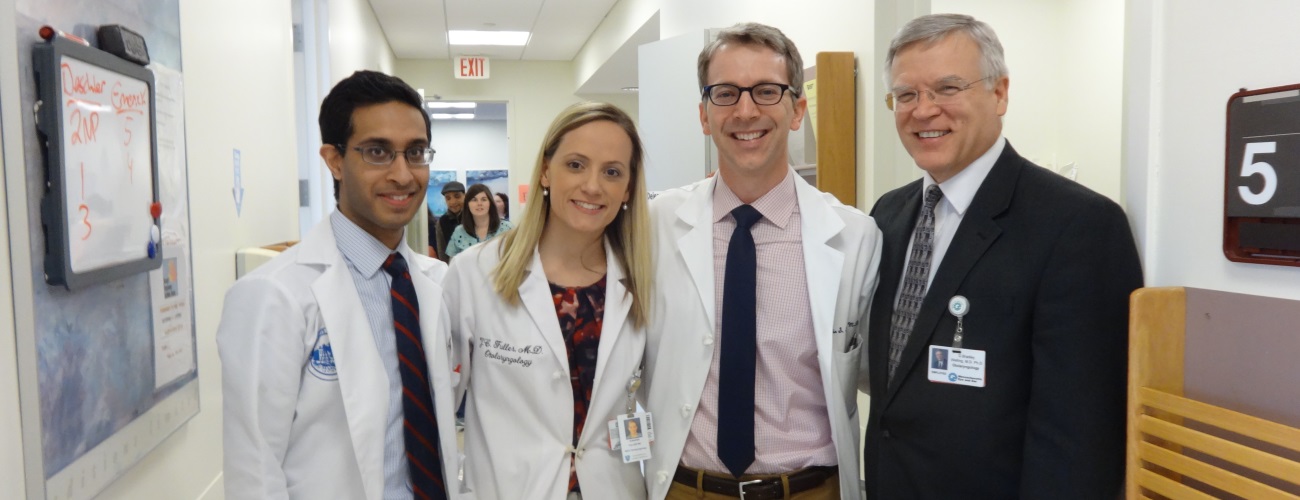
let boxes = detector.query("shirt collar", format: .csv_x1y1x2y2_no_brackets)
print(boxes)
330,209,402,278
711,168,798,228
923,136,1006,216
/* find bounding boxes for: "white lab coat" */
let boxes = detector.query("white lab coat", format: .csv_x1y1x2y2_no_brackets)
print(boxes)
218,220,459,500
445,237,648,500
641,173,882,500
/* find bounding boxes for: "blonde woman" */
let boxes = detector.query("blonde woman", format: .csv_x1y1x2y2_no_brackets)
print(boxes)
444,102,651,500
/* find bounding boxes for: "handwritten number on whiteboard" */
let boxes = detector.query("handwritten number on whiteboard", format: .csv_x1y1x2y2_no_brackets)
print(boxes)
77,204,92,240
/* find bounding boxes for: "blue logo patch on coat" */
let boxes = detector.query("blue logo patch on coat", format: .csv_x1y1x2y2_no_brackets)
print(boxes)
309,328,338,381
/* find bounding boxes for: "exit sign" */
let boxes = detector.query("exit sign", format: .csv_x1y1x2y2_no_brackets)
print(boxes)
454,56,489,79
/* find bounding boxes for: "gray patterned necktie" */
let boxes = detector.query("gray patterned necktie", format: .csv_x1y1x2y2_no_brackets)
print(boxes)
888,185,944,383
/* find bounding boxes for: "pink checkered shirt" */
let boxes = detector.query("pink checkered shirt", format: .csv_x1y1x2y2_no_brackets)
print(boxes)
679,171,837,474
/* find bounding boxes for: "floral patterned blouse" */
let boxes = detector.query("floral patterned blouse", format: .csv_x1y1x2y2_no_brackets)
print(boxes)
549,275,607,493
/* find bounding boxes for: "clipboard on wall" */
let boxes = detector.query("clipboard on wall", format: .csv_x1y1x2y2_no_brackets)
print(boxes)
33,35,162,289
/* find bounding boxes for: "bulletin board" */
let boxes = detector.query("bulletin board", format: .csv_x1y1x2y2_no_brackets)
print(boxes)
33,35,161,288
7,2,197,499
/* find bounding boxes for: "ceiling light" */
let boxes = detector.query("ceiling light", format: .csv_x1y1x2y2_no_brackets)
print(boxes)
426,102,477,109
430,113,476,120
448,30,529,46
622,87,639,92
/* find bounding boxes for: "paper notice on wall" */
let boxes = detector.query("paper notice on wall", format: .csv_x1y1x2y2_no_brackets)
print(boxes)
149,64,196,388
150,247,194,387
803,77,819,140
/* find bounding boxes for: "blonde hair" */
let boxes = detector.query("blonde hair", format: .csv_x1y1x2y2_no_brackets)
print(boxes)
492,102,653,328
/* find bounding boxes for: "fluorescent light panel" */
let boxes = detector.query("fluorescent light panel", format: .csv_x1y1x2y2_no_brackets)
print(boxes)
430,113,476,120
426,102,477,109
448,30,529,46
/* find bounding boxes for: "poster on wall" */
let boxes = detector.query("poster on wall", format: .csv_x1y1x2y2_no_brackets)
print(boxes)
467,169,510,203
426,170,459,216
9,1,197,499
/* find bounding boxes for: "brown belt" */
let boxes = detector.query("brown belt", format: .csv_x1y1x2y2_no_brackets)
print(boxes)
672,464,837,500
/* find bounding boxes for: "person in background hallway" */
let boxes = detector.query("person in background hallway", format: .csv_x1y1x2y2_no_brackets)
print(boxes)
863,14,1143,498
434,181,466,262
445,183,514,259
641,22,882,500
218,70,458,499
495,192,511,221
445,102,652,499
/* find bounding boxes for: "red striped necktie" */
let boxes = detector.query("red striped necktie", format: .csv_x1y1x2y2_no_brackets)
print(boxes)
382,252,448,500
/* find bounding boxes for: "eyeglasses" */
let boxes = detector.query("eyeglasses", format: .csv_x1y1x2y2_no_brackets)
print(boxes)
339,144,436,166
885,76,992,112
701,83,797,106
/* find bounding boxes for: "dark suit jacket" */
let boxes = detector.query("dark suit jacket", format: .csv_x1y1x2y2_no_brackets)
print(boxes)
863,143,1142,499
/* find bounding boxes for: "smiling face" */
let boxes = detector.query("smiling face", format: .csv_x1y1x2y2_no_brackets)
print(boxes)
468,191,491,218
540,120,633,243
321,101,429,249
699,43,806,190
443,191,465,214
890,33,1008,183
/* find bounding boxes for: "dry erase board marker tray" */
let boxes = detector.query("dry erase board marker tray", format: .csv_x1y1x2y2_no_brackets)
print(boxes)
33,35,162,289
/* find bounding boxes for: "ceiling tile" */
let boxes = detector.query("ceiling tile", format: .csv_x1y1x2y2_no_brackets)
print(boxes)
370,0,449,59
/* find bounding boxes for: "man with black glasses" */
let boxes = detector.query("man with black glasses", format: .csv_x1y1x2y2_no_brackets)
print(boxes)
864,14,1142,498
219,70,458,500
643,22,882,500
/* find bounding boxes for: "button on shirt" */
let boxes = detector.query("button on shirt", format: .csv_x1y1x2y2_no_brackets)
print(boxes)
330,210,414,500
680,170,837,474
896,136,1005,300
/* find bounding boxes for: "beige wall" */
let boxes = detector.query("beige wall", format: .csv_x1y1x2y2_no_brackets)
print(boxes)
394,59,640,203
81,0,303,498
329,0,397,82
0,0,24,496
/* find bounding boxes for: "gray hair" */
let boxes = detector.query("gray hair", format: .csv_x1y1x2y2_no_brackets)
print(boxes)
697,22,804,97
883,14,1007,89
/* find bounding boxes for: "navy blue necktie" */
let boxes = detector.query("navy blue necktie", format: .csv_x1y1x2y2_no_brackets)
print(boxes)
718,204,762,478
382,253,448,500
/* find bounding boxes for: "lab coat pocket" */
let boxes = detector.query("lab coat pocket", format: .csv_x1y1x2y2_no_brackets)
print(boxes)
833,328,864,411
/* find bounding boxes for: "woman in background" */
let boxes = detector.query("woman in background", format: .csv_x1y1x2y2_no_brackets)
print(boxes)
494,192,511,221
444,102,651,499
445,183,513,259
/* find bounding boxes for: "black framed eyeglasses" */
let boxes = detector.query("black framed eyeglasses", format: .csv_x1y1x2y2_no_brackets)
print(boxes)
701,83,798,106
339,144,436,166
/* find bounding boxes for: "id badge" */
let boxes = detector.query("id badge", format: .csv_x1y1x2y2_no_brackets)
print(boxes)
927,345,986,387
608,412,653,462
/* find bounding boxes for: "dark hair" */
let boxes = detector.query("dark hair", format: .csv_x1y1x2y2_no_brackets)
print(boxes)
459,183,500,236
319,70,431,200
494,192,510,219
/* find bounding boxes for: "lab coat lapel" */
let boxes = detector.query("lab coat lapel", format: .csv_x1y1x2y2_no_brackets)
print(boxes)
591,238,631,414
674,177,718,330
302,222,387,500
519,247,571,373
794,177,846,381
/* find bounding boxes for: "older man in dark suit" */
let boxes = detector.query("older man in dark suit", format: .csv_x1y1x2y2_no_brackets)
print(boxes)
863,13,1143,499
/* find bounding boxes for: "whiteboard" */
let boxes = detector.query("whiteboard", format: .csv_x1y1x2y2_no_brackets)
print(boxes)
60,56,155,272
35,36,161,288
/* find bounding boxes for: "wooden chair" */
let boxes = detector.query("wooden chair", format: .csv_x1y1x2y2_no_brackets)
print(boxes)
1127,287,1300,499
